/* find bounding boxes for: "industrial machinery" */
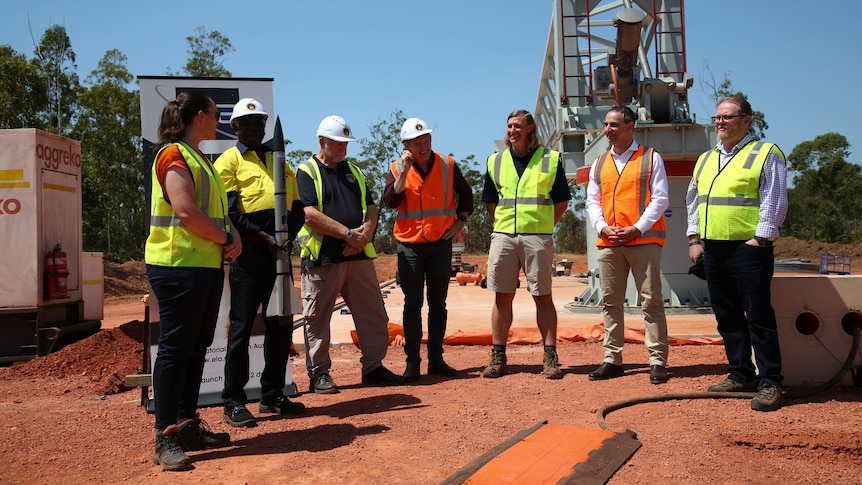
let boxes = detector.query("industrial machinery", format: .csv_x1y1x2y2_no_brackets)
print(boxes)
0,129,103,363
535,0,714,308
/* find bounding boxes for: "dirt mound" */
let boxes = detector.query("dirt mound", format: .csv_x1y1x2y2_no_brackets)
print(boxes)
7,320,144,396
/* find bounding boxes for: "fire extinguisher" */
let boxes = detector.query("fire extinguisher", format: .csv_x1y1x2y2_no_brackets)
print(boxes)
45,243,69,300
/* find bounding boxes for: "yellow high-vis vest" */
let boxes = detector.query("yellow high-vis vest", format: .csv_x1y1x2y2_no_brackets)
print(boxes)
693,141,782,240
296,158,376,261
487,147,560,234
145,142,229,268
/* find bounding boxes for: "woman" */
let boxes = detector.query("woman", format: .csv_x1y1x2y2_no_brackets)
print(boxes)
146,90,242,471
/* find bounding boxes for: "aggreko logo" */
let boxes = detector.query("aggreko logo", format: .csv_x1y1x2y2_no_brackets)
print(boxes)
0,198,22,215
37,142,81,170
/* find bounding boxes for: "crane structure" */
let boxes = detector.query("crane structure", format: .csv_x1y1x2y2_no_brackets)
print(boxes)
535,0,715,307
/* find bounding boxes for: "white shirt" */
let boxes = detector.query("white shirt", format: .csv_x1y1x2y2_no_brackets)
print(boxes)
586,140,670,235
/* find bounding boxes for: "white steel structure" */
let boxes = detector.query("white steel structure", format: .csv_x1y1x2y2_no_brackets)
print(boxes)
535,0,715,307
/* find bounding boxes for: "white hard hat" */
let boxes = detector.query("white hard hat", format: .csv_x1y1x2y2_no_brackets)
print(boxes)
230,98,268,125
317,115,355,142
400,117,433,142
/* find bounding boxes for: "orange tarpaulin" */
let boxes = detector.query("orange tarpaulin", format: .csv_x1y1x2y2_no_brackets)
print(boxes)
351,323,722,347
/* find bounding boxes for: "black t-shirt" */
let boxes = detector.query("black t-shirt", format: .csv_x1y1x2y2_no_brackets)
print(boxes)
297,156,376,269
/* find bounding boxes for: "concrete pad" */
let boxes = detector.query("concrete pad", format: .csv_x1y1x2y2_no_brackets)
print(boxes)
326,275,719,346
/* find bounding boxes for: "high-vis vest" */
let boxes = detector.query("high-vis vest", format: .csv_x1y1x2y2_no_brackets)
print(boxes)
296,158,376,261
214,146,300,215
692,141,781,240
594,146,666,247
487,147,560,234
145,142,230,268
391,153,457,243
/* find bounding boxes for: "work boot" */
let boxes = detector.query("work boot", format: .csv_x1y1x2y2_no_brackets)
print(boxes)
153,425,193,472
259,395,306,415
223,404,257,428
176,415,230,451
480,349,508,378
707,378,757,393
751,384,784,412
310,373,340,394
542,349,563,379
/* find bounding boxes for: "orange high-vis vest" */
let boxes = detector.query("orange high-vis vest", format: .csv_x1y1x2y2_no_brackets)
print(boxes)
391,153,457,243
594,146,666,247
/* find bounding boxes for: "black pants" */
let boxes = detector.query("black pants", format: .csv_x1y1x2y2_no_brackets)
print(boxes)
222,241,293,406
703,240,782,387
397,239,452,363
148,265,223,430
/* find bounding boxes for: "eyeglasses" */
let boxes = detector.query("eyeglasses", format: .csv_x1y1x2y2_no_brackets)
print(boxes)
711,114,747,123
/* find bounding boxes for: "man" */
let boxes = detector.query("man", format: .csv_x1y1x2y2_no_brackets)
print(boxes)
585,106,670,384
382,117,474,382
480,109,571,379
296,115,404,393
215,98,306,428
686,96,788,412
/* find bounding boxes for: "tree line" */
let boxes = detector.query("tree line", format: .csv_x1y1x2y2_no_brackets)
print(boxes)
2,25,858,261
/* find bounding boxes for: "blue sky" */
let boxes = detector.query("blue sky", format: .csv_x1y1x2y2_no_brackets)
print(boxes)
3,1,860,171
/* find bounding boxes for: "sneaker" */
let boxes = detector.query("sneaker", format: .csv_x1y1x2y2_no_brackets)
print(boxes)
361,365,405,386
751,384,784,412
176,415,230,451
259,396,306,415
707,378,757,393
542,350,563,379
153,425,193,472
223,404,257,428
480,349,508,378
310,373,340,394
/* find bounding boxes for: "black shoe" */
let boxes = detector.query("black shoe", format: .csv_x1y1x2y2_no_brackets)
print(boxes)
361,365,405,386
588,363,624,381
153,426,193,472
176,416,230,451
428,359,457,377
223,404,257,428
310,373,340,394
259,396,306,415
649,365,669,384
403,361,421,383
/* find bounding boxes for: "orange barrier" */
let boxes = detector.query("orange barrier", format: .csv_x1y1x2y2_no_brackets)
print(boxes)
352,323,722,347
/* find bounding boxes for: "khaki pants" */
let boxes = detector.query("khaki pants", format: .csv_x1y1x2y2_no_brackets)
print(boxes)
597,244,668,366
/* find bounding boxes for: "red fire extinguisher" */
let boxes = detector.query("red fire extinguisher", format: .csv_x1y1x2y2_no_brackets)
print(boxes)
45,243,69,300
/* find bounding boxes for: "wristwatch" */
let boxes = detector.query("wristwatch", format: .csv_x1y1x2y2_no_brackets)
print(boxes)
688,239,702,246
222,232,234,246
754,236,768,246
346,229,353,240
457,214,468,222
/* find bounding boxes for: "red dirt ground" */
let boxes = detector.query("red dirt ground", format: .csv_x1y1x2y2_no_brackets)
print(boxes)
1,237,861,484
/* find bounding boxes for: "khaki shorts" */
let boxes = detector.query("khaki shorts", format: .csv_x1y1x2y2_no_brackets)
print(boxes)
486,233,555,295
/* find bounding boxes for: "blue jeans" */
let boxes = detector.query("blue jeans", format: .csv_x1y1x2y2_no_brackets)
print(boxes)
397,239,452,363
222,241,292,407
703,240,783,387
147,265,223,430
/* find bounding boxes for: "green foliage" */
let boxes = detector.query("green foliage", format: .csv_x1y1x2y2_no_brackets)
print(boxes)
700,63,767,138
0,45,48,129
784,133,862,243
173,26,235,77
71,50,145,261
32,25,79,135
554,185,586,253
355,110,406,254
